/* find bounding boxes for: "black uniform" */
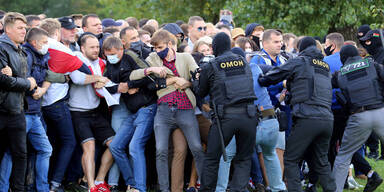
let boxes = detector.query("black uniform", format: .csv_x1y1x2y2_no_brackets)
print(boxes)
332,45,384,192
196,32,258,192
258,37,336,191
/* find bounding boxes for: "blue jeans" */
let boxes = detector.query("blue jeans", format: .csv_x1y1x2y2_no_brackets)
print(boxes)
109,103,156,191
42,100,76,185
215,137,237,192
0,113,52,192
154,104,204,192
256,118,286,191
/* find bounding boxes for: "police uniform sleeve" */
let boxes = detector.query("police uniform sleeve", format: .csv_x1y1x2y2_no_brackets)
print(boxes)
331,71,339,88
258,58,296,87
197,62,213,98
374,62,384,83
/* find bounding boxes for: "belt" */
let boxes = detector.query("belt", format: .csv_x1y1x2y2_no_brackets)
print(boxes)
260,108,275,118
224,106,248,114
260,108,276,121
352,103,384,114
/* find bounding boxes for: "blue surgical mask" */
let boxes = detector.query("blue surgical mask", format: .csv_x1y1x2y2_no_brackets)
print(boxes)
106,54,120,64
157,47,169,59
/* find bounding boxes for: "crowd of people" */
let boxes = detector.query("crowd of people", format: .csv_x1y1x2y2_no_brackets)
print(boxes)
0,9,383,192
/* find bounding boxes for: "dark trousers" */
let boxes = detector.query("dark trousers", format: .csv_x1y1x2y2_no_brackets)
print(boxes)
42,100,76,184
366,132,379,154
0,112,27,192
284,118,336,192
200,110,257,192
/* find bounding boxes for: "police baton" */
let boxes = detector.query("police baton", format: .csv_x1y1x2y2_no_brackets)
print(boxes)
212,100,228,162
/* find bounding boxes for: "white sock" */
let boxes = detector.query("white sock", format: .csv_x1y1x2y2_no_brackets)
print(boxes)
367,171,374,178
94,180,104,185
308,183,313,187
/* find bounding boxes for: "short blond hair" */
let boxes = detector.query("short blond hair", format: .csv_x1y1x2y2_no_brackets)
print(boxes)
3,12,26,32
39,18,61,37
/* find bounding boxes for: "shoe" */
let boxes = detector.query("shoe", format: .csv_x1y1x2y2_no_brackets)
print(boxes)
186,187,197,192
255,183,265,192
50,183,64,192
305,184,317,192
368,152,379,159
65,182,88,192
79,180,89,190
95,181,111,192
89,186,98,192
364,172,383,192
126,185,139,192
376,156,384,161
110,185,120,192
348,176,363,188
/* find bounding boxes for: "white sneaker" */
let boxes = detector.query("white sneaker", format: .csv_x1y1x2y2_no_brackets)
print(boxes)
348,176,363,188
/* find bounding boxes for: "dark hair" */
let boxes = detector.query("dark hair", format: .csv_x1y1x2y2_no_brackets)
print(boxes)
141,24,155,36
119,26,136,39
103,27,119,35
25,27,48,43
216,24,231,32
177,43,188,53
26,15,41,27
139,18,149,28
326,32,344,49
125,17,138,29
71,14,83,20
82,14,99,28
102,36,123,51
188,16,204,26
262,29,282,42
180,24,189,36
80,34,98,47
235,37,254,51
175,20,184,26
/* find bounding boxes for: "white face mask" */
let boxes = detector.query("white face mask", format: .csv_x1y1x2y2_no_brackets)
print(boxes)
76,28,84,37
245,48,253,53
106,54,119,64
39,43,49,55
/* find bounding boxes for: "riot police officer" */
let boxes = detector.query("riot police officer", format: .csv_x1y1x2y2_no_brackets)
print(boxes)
332,45,384,192
360,29,384,65
258,36,336,191
195,32,258,192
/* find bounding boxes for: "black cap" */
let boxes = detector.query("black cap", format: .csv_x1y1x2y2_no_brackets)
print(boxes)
162,23,183,36
357,24,371,38
58,16,77,29
340,45,359,64
298,36,316,52
102,18,122,28
212,32,231,57
360,29,381,41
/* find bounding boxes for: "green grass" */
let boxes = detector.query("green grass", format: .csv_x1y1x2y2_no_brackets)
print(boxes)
317,148,384,192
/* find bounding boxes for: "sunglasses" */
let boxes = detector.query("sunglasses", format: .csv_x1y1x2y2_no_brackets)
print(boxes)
197,26,207,32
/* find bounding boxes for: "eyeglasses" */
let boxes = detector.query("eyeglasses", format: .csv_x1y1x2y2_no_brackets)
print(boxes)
197,26,207,32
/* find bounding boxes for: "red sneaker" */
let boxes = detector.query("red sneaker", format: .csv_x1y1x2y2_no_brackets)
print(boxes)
95,181,111,192
89,186,98,192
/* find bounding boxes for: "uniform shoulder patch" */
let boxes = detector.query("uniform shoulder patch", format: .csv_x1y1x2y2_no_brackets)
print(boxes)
311,59,330,71
340,59,369,75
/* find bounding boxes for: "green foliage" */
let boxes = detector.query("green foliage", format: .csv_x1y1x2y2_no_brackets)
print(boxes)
0,0,383,40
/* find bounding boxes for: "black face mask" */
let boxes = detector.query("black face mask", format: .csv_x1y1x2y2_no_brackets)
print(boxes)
251,35,260,48
130,41,143,52
324,45,335,56
365,39,382,56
